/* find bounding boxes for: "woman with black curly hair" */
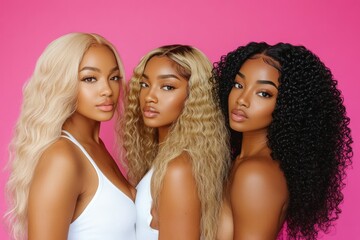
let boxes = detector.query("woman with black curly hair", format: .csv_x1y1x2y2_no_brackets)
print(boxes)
213,42,353,240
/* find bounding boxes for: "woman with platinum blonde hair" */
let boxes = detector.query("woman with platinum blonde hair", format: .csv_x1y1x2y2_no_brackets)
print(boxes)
6,32,136,240
120,45,230,240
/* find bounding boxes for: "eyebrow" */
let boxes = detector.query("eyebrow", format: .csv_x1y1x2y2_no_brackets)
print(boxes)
237,71,278,89
257,80,278,89
237,72,245,79
79,66,119,73
142,73,181,80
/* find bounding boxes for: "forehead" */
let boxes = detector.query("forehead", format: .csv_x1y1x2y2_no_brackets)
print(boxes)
143,56,181,76
80,45,117,67
239,57,280,81
145,56,175,69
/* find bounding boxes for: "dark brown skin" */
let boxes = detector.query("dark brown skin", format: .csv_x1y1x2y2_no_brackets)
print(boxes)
217,57,289,240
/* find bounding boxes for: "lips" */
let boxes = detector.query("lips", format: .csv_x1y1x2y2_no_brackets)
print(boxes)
96,101,115,112
230,109,248,122
142,106,159,118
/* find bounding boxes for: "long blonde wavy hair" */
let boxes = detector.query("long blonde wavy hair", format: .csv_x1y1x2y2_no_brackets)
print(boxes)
5,32,125,240
121,45,230,239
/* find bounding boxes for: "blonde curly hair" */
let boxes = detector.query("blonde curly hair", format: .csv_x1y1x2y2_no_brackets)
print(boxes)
5,32,125,240
120,45,230,239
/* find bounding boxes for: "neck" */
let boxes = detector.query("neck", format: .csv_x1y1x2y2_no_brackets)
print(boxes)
62,112,101,144
157,126,170,144
239,128,270,158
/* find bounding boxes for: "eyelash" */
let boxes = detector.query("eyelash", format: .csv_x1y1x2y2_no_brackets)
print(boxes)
139,81,148,88
82,76,97,83
233,82,273,98
233,82,243,89
139,82,176,91
257,91,273,98
161,85,175,91
82,75,121,83
111,75,121,81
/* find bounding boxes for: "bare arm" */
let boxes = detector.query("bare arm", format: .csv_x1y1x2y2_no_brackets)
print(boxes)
28,140,82,240
157,153,201,240
230,159,288,240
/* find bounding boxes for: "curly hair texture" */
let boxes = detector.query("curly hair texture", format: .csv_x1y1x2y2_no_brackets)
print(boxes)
5,32,125,240
212,42,353,239
121,45,230,239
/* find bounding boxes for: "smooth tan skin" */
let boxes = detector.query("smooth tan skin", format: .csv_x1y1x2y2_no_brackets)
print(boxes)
217,57,289,240
157,153,201,239
139,56,201,239
28,45,135,240
140,56,188,136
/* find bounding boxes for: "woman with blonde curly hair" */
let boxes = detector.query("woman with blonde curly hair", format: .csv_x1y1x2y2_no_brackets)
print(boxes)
6,32,136,240
120,44,229,240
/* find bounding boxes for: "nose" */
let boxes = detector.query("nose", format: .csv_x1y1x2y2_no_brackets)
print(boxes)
144,86,157,103
100,80,113,97
235,90,250,108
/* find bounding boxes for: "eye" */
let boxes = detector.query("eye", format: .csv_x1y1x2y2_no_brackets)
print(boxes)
111,75,122,81
257,91,272,98
233,82,243,89
139,81,148,88
82,76,97,83
162,85,175,91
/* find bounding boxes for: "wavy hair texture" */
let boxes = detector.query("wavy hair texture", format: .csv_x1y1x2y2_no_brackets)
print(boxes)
212,42,353,240
121,45,230,239
5,32,125,240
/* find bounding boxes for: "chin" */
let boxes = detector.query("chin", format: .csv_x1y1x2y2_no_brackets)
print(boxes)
95,114,115,122
229,122,244,132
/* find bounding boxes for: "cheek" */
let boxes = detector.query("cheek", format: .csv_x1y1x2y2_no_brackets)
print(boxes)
78,86,96,100
111,83,121,98
228,89,238,106
76,91,92,112
139,91,146,107
77,90,91,105
176,94,187,110
256,102,276,120
166,94,187,115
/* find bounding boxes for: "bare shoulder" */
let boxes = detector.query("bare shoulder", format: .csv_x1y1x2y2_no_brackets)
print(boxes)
36,138,82,175
233,157,287,191
160,151,199,208
31,138,83,194
157,152,201,239
229,157,289,239
28,138,83,239
231,157,288,209
164,152,193,184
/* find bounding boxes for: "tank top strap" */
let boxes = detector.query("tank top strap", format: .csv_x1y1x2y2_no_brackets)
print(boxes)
60,130,101,174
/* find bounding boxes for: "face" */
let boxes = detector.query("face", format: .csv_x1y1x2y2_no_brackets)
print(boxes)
139,56,188,134
76,44,121,122
228,56,280,133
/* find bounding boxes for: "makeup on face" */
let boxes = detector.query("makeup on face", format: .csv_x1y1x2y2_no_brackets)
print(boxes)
228,57,279,133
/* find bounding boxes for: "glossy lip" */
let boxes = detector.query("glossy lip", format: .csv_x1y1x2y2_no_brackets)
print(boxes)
230,108,248,122
142,106,159,118
96,100,115,112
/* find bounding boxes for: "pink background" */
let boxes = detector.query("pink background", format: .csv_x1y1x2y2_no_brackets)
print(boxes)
1,0,359,239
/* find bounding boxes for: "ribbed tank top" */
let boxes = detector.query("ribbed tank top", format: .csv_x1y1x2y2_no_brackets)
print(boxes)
61,130,136,240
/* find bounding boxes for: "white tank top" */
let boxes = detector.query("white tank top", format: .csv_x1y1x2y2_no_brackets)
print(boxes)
61,131,136,240
135,168,159,240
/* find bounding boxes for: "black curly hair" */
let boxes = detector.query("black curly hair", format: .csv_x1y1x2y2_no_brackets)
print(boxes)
212,42,353,240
